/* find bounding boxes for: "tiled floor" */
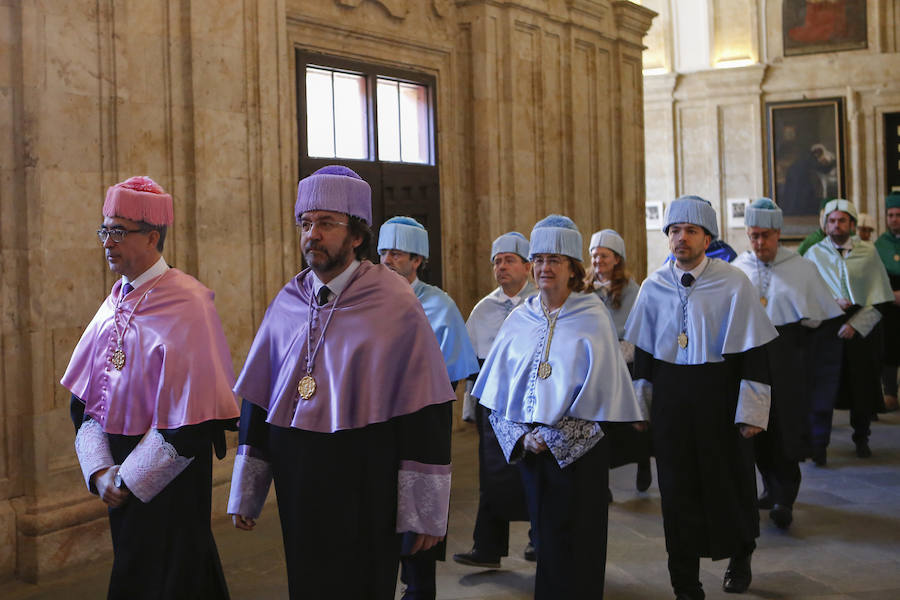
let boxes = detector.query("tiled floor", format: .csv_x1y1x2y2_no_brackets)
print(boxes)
5,410,900,599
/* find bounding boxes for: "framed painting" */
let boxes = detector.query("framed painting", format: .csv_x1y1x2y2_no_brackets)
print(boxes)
645,200,663,231
726,198,747,229
783,0,867,57
765,97,845,238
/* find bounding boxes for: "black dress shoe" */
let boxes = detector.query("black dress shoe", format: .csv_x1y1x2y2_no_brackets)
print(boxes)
856,440,872,458
757,493,774,510
452,549,501,569
674,588,705,600
811,447,827,466
770,504,793,530
636,460,652,492
722,554,752,593
523,542,536,562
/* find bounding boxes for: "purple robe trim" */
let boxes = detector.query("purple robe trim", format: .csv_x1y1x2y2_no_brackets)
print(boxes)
234,261,455,432
61,269,240,435
227,453,273,519
397,460,451,536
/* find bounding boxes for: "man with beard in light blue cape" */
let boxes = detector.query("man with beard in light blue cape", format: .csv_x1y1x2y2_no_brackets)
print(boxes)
378,216,479,600
733,198,843,530
625,195,777,599
473,215,645,599
804,199,893,461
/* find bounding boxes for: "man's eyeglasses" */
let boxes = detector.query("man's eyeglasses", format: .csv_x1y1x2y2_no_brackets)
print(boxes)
298,219,349,234
97,227,147,244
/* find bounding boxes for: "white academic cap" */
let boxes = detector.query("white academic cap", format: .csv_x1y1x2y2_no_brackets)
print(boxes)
589,229,626,259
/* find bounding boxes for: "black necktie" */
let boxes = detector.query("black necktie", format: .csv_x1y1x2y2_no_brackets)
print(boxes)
317,286,331,306
122,282,134,299
681,273,695,288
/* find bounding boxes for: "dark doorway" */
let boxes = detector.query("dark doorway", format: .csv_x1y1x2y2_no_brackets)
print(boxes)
296,51,443,286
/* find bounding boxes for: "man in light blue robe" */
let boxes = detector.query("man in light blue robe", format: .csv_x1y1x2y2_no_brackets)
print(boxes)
804,199,894,461
625,195,777,599
455,232,537,569
733,198,843,529
378,216,479,600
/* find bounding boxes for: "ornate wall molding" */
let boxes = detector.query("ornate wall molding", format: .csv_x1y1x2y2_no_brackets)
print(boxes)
335,0,409,20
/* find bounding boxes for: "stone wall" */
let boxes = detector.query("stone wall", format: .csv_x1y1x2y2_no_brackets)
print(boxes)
0,0,654,583
643,0,900,266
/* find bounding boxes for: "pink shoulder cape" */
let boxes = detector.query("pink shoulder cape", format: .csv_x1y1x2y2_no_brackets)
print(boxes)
61,269,239,435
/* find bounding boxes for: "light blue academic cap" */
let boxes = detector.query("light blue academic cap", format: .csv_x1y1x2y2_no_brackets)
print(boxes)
529,215,583,262
745,198,783,230
491,232,530,261
377,216,430,258
663,195,719,239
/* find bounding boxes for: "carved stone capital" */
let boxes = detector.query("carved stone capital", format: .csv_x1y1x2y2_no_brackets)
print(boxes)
335,0,410,20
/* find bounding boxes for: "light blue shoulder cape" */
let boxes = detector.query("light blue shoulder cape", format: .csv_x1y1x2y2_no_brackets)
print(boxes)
732,247,843,327
804,239,893,307
466,282,538,359
473,292,645,426
413,279,480,382
624,258,778,365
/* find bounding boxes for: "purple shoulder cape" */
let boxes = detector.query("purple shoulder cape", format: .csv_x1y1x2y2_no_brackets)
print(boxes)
61,269,240,435
234,261,455,432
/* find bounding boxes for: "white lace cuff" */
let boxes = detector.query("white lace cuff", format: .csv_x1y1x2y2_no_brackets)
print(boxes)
633,378,653,417
619,339,636,364
74,419,115,492
396,460,451,537
118,429,194,503
227,451,273,519
736,379,771,430
462,380,477,423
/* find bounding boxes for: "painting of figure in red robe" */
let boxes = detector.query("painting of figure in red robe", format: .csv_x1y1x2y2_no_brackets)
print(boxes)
783,0,867,56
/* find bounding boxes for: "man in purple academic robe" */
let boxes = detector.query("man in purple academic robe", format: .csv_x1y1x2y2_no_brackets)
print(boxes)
227,166,455,600
61,176,240,599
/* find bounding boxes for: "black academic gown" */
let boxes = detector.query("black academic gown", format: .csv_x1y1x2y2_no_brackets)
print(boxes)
238,399,452,600
70,396,232,600
633,347,769,560
882,274,900,366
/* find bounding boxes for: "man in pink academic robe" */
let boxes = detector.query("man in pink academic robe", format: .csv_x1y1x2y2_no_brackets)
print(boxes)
61,176,239,600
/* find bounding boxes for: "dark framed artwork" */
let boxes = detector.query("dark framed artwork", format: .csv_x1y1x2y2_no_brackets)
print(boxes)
783,0,867,57
765,97,845,238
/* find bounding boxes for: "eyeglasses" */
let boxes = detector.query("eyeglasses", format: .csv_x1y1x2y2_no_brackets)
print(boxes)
97,227,147,244
298,219,349,233
532,255,565,267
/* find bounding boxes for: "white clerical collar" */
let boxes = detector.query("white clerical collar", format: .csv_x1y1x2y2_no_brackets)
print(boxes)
673,255,709,280
311,260,360,303
124,255,169,289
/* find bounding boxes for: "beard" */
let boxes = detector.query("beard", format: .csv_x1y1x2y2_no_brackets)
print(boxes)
304,235,354,274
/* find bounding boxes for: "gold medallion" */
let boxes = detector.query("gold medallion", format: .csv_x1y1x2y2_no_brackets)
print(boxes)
894,254,899,262
677,332,688,349
760,297,768,307
537,362,552,379
111,349,126,370
297,375,317,399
